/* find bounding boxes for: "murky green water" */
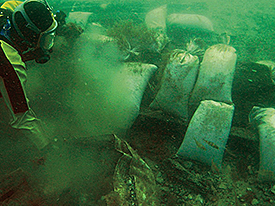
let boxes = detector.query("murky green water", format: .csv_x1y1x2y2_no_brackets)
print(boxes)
1,0,275,205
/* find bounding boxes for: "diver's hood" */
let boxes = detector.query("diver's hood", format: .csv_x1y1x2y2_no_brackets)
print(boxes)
12,0,58,51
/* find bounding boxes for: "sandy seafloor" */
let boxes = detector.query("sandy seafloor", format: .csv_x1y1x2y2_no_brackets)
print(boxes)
0,0,275,205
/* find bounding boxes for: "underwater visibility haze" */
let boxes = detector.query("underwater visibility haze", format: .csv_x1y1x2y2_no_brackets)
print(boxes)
0,0,275,205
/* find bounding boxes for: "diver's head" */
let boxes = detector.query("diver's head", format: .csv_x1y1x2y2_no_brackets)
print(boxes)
12,0,58,63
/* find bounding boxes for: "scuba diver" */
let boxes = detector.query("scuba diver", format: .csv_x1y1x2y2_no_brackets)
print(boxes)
0,0,58,149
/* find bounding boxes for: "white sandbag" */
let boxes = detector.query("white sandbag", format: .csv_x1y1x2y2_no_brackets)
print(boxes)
108,62,158,130
66,12,93,28
145,5,167,30
150,50,199,120
189,44,237,115
177,100,234,168
249,106,275,181
167,13,214,32
145,5,169,53
67,62,158,138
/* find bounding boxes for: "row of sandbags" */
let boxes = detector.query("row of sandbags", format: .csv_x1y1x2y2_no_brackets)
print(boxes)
58,7,275,182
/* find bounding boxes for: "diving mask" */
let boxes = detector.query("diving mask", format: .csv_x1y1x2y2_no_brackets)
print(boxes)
37,20,58,51
12,0,58,49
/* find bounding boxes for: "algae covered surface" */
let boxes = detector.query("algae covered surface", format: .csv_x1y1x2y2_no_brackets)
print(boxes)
0,0,275,205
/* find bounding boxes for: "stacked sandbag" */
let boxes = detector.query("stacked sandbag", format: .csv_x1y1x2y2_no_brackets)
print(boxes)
189,44,237,116
177,44,237,168
110,62,158,130
166,13,214,44
68,58,158,137
149,50,199,120
145,5,169,52
249,106,275,181
145,5,167,31
167,13,214,32
177,100,234,168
